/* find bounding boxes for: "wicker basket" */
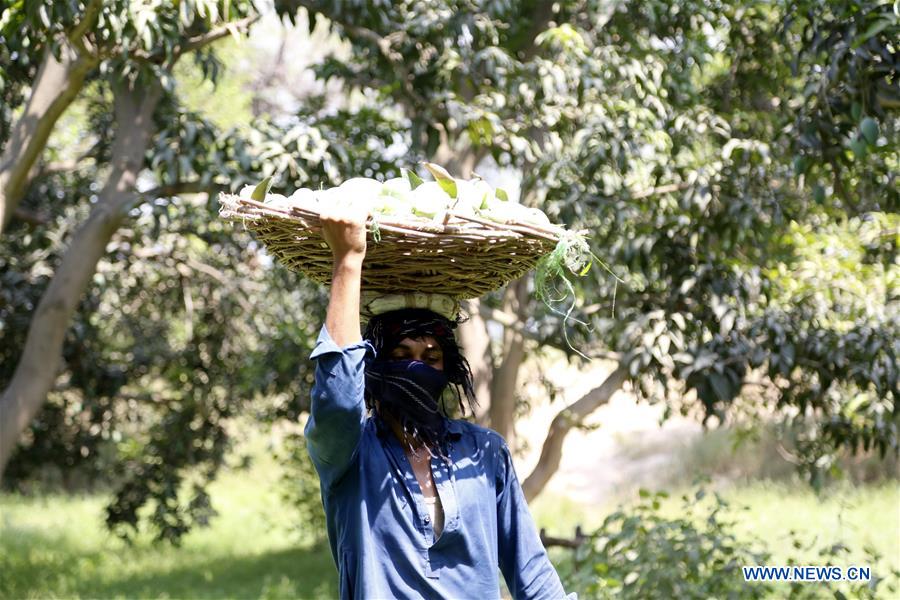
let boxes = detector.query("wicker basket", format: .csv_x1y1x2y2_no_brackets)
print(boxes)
218,193,565,299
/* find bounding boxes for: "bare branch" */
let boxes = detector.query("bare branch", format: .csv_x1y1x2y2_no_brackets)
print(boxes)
11,207,51,227
144,180,226,198
540,525,587,549
522,364,629,501
630,182,690,200
129,14,260,65
175,15,260,59
775,443,803,465
39,159,86,175
34,148,99,178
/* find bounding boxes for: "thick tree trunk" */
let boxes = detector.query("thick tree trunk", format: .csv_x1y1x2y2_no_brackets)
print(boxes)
488,278,529,442
0,41,98,233
521,364,629,501
457,298,493,424
0,80,161,480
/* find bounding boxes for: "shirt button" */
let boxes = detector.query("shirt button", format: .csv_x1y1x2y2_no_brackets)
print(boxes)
424,516,431,523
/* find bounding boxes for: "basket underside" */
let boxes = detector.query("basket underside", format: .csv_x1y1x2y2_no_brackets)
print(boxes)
219,194,561,299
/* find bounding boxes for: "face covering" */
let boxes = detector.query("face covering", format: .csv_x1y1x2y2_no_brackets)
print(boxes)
366,359,449,449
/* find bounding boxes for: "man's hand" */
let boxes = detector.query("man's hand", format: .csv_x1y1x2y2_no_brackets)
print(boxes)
320,202,369,260
320,202,369,347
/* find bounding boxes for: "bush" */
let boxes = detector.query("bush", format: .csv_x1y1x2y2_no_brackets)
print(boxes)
558,487,900,599
559,489,772,599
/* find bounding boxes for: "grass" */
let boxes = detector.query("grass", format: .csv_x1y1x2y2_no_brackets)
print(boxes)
2,425,897,599
4,481,896,599
0,459,337,600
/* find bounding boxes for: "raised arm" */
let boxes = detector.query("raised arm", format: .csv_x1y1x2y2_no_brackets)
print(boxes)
322,202,367,346
304,203,372,489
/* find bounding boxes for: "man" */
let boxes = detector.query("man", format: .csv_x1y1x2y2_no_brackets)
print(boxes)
305,201,573,599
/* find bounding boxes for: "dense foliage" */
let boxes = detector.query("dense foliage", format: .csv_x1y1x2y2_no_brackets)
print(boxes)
558,487,900,599
1,0,897,543
278,0,899,483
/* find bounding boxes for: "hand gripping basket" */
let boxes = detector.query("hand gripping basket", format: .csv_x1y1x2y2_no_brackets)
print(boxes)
218,194,565,300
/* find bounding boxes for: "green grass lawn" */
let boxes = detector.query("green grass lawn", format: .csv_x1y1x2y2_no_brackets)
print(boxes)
0,457,337,600
2,463,897,599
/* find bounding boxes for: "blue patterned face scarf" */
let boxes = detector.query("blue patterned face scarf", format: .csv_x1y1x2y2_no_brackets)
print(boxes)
363,308,478,450
366,358,449,449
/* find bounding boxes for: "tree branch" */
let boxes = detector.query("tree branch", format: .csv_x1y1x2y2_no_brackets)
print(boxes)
522,364,629,501
630,182,690,200
0,44,99,234
67,0,104,52
175,14,260,59
144,180,225,198
540,525,587,549
296,2,427,109
476,302,621,361
11,207,51,227
130,14,260,65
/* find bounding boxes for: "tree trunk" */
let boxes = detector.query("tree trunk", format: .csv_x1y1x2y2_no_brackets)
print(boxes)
488,278,529,442
0,79,161,480
0,41,98,233
457,298,493,424
521,364,629,501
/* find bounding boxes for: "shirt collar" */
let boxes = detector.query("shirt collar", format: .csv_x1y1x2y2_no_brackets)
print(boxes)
444,418,463,440
374,415,462,441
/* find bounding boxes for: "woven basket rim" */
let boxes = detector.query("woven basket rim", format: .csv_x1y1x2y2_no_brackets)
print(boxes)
218,192,572,299
218,193,567,241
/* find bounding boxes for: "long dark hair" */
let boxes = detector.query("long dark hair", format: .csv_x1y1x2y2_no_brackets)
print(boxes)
363,308,478,419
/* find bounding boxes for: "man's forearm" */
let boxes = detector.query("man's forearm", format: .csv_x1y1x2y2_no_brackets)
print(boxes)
326,254,364,347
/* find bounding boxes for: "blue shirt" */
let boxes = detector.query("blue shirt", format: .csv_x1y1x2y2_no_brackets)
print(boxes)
305,325,573,600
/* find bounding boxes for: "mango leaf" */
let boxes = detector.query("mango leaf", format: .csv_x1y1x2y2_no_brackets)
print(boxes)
860,117,879,145
422,162,457,198
849,138,868,159
404,168,424,190
250,176,273,200
852,18,891,48
812,184,826,204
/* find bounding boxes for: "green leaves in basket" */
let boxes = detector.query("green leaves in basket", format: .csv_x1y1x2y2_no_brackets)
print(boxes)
535,231,623,359
404,168,424,190
422,162,458,198
250,176,274,201
368,218,382,244
495,188,509,202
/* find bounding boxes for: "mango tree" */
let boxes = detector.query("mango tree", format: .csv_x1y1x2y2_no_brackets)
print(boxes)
283,0,898,497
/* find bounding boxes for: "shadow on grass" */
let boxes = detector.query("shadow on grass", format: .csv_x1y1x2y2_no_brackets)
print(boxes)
99,545,337,600
1,523,337,599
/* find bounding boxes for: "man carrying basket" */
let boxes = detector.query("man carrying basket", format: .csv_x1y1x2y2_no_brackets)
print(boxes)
306,201,574,600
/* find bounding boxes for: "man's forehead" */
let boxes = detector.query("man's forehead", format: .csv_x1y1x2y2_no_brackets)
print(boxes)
394,336,441,349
